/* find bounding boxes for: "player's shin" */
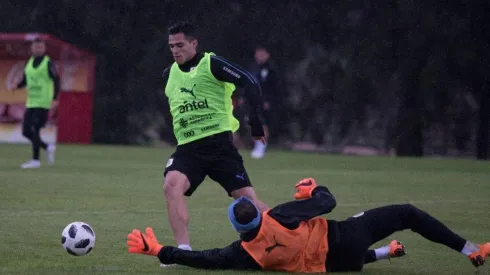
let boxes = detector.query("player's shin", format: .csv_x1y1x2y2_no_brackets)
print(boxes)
166,195,190,247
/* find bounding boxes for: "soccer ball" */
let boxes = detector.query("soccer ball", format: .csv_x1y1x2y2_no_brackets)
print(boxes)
61,221,95,256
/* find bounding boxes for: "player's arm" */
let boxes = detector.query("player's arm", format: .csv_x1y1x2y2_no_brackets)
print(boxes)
210,55,265,138
160,67,174,125
15,73,27,89
127,228,259,270
48,60,60,100
10,62,27,91
162,67,170,86
268,180,337,228
158,240,261,270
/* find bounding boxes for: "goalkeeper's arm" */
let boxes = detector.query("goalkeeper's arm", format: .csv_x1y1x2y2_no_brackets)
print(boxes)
268,184,336,228
157,240,261,270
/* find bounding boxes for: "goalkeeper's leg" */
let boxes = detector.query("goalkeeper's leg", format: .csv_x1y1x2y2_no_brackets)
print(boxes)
349,204,489,267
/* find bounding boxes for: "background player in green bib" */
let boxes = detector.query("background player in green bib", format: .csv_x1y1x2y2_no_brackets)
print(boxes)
161,21,269,254
9,38,59,169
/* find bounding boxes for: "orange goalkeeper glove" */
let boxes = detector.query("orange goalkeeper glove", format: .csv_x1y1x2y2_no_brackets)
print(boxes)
294,178,318,200
126,227,163,256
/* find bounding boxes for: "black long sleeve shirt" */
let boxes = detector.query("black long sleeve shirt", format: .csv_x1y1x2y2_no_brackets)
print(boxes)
249,61,278,105
16,55,60,100
162,52,264,123
157,186,339,270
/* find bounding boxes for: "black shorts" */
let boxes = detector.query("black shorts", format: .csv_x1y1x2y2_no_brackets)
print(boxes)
23,108,49,131
163,131,252,197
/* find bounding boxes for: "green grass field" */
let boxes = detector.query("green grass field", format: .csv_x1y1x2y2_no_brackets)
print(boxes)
0,144,489,275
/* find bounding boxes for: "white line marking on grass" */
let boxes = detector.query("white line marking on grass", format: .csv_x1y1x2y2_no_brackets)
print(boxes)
0,199,488,217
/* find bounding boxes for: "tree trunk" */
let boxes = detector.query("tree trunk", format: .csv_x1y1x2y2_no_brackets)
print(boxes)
476,82,489,159
470,1,490,160
394,44,430,157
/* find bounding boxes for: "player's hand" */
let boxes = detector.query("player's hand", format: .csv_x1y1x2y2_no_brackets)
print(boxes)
294,178,318,200
126,227,163,256
263,102,270,110
238,97,245,106
51,100,59,111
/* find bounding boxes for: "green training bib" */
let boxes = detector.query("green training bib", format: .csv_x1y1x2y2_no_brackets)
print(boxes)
24,56,54,109
165,52,240,145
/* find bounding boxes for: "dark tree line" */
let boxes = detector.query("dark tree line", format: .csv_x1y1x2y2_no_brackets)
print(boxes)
1,0,488,159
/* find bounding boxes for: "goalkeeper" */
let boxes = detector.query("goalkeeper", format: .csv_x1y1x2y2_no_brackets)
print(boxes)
127,178,490,272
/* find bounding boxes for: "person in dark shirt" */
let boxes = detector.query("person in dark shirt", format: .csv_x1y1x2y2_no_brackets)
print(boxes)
9,38,60,169
248,45,278,159
127,178,490,272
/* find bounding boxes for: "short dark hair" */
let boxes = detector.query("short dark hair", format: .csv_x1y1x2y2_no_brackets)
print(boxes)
32,38,44,44
233,200,258,225
255,44,270,52
168,21,197,40
255,45,267,50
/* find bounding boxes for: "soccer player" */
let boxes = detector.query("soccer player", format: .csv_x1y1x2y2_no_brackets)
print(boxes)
248,45,278,159
160,21,269,252
9,38,59,169
127,178,490,272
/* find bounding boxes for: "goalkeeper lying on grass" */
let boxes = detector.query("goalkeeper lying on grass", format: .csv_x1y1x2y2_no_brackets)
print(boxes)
127,178,490,273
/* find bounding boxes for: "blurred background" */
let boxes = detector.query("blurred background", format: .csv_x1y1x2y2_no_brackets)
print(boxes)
0,0,488,159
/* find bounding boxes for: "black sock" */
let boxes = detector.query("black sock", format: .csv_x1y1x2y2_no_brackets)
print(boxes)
32,142,41,160
31,129,45,160
363,250,377,264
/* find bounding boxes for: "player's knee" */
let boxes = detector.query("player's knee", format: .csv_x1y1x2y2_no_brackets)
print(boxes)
231,187,258,200
231,187,269,211
163,171,190,198
22,127,32,139
398,203,421,225
163,180,184,198
401,203,418,214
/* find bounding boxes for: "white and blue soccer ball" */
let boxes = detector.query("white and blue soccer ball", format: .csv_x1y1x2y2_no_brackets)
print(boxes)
61,221,96,256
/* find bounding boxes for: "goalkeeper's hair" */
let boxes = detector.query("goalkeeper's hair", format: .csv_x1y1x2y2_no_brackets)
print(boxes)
233,200,258,225
168,21,197,40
